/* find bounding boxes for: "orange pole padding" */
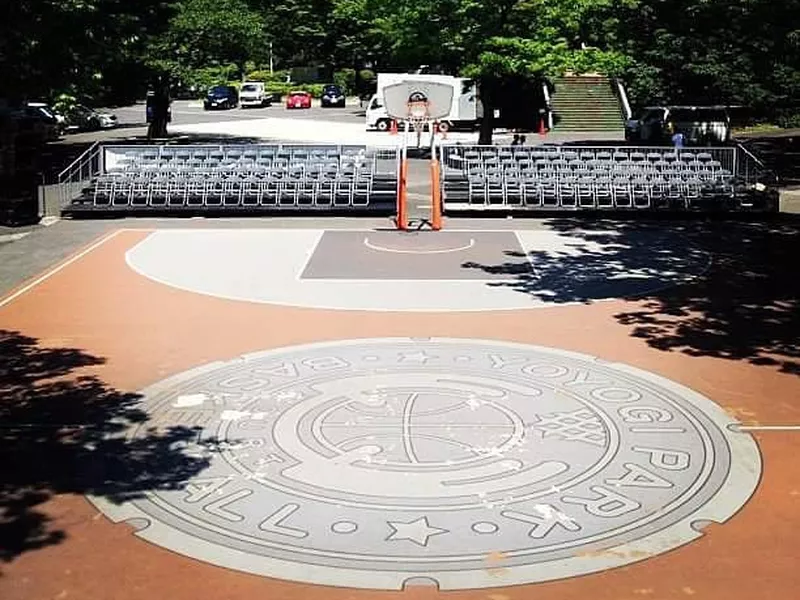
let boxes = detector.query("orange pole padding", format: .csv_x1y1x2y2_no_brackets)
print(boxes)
430,159,443,231
397,158,409,230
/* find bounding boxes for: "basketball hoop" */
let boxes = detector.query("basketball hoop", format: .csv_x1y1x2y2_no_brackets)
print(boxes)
406,91,430,133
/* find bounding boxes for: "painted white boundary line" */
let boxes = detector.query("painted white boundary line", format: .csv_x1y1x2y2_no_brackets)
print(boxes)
363,236,475,254
0,229,124,310
735,425,800,431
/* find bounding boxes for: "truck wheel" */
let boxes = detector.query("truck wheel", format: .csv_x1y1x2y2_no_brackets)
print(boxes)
437,121,451,133
376,119,391,132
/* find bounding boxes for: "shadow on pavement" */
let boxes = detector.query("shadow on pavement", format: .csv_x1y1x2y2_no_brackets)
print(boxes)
462,218,800,375
0,331,210,564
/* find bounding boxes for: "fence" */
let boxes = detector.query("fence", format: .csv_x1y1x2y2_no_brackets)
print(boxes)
436,144,768,211
60,143,400,214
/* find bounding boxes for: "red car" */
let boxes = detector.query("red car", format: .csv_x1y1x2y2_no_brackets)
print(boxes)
286,91,312,109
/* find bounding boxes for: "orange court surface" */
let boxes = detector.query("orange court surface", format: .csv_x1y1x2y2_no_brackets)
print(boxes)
0,218,798,600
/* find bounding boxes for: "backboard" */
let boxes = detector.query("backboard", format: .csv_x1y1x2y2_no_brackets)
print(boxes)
382,80,454,121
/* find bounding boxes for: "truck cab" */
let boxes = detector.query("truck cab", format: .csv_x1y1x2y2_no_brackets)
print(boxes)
365,94,392,131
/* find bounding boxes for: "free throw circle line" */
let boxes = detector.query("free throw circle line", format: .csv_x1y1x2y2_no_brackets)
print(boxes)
363,236,475,255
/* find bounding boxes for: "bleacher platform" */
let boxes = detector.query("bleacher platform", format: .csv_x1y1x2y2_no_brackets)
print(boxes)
65,144,400,214
439,145,771,212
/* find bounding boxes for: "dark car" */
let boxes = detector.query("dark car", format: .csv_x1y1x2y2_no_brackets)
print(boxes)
320,84,346,108
204,85,239,110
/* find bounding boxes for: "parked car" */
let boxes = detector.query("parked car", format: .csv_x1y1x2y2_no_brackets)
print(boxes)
239,82,271,108
64,104,118,131
320,84,345,108
203,85,239,110
5,105,59,144
625,105,732,145
286,91,312,109
24,102,64,138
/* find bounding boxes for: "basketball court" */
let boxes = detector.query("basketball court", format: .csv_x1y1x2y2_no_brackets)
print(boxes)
0,216,798,600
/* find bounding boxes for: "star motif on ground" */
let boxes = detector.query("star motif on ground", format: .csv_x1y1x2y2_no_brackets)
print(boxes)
386,517,448,546
398,351,436,364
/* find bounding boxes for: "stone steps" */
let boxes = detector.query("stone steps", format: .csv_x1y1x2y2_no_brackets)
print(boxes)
550,76,625,132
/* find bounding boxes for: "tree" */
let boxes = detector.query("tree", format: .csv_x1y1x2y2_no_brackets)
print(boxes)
359,0,630,142
148,0,268,80
0,0,178,105
615,0,800,119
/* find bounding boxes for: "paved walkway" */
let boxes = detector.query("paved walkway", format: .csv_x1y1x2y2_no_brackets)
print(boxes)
0,217,798,600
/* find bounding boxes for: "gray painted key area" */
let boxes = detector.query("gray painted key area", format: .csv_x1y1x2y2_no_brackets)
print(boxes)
125,227,710,311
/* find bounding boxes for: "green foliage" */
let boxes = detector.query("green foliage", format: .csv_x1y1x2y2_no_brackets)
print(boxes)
52,93,79,116
183,65,240,92
147,0,268,84
334,69,356,95
3,0,799,130
262,82,327,98
776,111,800,129
246,70,291,83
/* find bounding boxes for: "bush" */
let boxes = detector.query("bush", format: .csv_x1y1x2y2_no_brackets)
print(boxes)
264,82,326,98
775,110,800,129
359,69,376,84
246,69,291,84
333,69,356,95
183,65,239,94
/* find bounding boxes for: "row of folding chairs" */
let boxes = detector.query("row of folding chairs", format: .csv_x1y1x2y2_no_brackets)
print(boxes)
465,166,733,185
450,149,719,163
125,147,368,163
108,161,373,180
92,171,375,207
452,155,724,171
463,174,730,208
457,159,727,176
113,155,373,172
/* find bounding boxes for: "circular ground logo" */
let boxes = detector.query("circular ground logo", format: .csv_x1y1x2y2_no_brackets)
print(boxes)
90,338,760,590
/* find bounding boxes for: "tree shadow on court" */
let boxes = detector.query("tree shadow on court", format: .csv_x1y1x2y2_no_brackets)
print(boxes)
461,218,800,375
0,330,211,565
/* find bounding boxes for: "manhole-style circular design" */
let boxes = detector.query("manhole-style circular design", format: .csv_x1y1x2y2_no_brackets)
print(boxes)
90,339,760,589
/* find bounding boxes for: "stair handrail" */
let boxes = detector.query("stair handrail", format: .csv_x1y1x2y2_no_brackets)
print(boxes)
56,141,103,209
57,140,101,182
613,78,632,120
542,81,553,129
735,142,779,186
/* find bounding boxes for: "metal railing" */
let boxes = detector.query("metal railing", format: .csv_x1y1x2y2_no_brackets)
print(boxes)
65,143,400,212
57,141,102,209
614,78,633,120
734,142,778,188
439,145,737,178
437,144,743,210
542,81,554,130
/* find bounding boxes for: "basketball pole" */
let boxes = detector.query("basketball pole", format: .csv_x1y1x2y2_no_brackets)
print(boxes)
396,120,409,231
430,121,443,231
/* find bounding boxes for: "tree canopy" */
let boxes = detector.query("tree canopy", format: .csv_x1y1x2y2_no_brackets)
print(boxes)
1,0,797,125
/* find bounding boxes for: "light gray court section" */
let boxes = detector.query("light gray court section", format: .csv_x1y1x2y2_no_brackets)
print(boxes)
301,231,529,280
125,228,710,311
88,338,761,590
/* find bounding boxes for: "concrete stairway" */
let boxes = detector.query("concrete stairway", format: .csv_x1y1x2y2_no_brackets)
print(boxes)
550,76,625,132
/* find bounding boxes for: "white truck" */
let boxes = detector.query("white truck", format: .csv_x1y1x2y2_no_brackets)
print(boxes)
239,81,271,108
365,73,482,132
